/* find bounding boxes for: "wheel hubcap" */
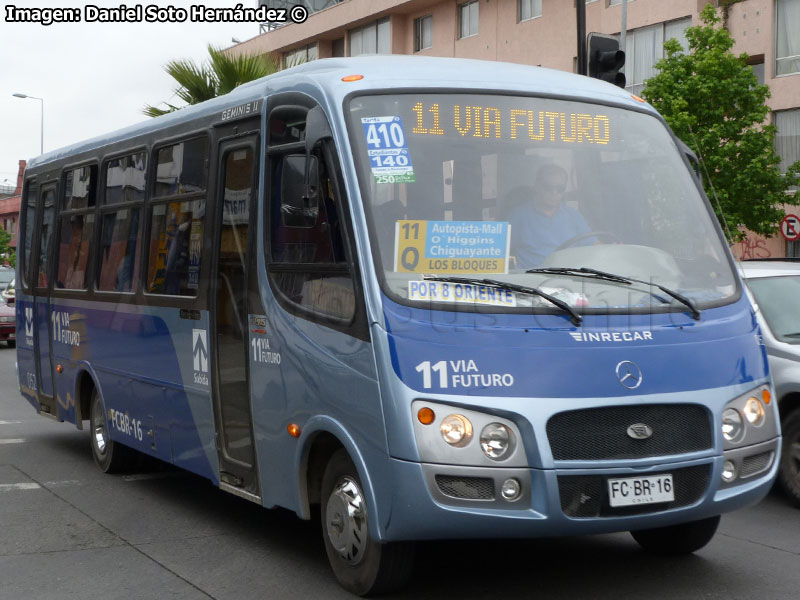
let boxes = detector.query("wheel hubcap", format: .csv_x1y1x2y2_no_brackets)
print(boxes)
326,476,368,565
92,403,107,456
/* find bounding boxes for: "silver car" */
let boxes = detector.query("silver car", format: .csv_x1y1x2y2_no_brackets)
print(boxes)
741,260,800,506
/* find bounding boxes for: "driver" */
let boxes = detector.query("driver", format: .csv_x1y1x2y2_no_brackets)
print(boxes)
508,164,592,269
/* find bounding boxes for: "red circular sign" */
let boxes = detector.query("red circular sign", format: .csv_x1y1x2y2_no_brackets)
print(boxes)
781,214,800,241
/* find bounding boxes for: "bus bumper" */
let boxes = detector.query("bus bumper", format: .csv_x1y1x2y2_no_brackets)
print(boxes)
382,438,779,542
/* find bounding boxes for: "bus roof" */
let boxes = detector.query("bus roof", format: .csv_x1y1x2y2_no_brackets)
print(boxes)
26,56,655,171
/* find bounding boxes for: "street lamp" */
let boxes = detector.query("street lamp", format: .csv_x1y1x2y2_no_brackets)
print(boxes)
12,93,44,155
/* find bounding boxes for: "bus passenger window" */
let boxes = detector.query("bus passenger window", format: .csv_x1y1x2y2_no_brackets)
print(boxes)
56,166,97,290
21,183,37,289
37,187,57,289
98,152,146,293
146,138,208,296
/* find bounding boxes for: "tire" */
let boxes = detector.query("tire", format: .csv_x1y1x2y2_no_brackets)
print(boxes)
6,340,15,348
778,409,800,507
631,515,720,555
320,449,415,596
89,389,137,473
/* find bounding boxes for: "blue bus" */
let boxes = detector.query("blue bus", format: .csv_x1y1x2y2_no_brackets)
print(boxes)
16,56,780,595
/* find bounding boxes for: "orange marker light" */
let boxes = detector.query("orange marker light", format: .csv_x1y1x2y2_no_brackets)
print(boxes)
631,95,647,103
341,74,364,82
56,364,63,374
287,423,301,438
762,389,772,405
417,407,435,425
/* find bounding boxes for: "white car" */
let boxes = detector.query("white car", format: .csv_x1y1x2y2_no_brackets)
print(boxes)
1,277,14,301
740,260,800,506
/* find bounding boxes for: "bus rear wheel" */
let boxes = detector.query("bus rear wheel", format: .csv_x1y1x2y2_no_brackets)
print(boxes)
320,449,414,596
630,515,720,555
89,390,136,473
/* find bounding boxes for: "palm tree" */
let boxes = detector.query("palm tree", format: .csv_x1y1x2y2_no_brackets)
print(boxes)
143,45,280,117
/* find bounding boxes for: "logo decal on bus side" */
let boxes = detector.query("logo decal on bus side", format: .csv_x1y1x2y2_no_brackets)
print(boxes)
192,329,209,385
25,307,33,341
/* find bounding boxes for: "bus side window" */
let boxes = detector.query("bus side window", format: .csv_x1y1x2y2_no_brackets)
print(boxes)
56,165,97,291
20,181,37,290
37,186,57,289
267,105,355,324
97,152,146,293
145,137,208,296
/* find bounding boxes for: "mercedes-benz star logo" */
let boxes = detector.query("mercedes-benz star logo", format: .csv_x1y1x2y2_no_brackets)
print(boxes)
615,360,643,389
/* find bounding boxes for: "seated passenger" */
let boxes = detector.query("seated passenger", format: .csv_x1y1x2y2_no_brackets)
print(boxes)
508,164,591,269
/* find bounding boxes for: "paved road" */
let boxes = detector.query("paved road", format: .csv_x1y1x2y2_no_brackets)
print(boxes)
1,345,799,599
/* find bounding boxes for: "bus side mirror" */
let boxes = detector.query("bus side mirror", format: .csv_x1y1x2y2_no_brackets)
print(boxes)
280,154,320,228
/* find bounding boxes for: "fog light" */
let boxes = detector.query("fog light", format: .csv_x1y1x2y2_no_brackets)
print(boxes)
501,478,521,501
722,408,744,443
743,397,765,426
480,423,515,460
722,459,738,483
440,414,473,447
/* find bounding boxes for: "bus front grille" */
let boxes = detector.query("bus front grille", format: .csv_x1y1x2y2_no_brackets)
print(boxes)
557,464,711,518
435,475,495,500
547,404,712,461
740,451,774,479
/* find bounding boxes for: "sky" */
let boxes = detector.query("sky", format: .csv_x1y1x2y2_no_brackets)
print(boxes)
0,0,265,190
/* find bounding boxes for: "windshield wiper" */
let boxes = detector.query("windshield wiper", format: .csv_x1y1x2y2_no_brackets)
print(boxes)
526,266,701,320
421,275,582,326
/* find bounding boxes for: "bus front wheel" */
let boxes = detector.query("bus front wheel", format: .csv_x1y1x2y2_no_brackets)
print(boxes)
320,449,415,596
630,515,720,555
89,390,137,473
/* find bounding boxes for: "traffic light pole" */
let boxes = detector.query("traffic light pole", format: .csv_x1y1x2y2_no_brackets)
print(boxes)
576,0,587,75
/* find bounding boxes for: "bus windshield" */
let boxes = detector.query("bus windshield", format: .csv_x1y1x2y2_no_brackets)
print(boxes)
347,93,736,313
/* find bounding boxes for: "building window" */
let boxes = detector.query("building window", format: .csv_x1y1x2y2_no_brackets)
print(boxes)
414,15,433,51
776,0,800,75
623,17,690,96
608,0,635,5
747,55,766,85
350,18,390,56
776,109,800,191
458,1,479,39
519,0,542,22
285,43,318,67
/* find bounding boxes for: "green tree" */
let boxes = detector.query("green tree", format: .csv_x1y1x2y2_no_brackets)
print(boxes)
144,45,280,117
642,4,800,240
0,228,11,265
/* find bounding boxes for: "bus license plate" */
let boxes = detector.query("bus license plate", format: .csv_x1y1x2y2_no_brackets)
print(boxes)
608,474,674,507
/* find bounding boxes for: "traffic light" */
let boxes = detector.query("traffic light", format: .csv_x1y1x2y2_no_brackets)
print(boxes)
587,32,626,88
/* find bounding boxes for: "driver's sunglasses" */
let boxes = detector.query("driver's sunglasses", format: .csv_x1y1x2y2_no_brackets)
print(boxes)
541,183,566,194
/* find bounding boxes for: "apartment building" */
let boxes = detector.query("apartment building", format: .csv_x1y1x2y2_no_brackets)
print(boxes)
232,0,800,257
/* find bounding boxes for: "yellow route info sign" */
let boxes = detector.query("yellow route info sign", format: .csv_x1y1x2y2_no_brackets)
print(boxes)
393,220,510,274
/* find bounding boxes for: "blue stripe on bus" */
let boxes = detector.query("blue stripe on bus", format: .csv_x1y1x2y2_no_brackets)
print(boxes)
382,294,766,397
15,293,218,483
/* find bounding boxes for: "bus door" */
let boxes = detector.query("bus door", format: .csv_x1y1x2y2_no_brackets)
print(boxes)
32,183,57,412
211,132,260,496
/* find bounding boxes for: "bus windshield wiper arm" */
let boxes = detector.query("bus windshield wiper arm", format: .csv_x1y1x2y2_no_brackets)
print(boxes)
526,266,700,320
526,266,632,285
421,275,582,326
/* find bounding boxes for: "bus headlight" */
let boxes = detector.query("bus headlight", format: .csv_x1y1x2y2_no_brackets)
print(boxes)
743,397,765,426
722,408,744,443
440,414,473,447
480,423,515,460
